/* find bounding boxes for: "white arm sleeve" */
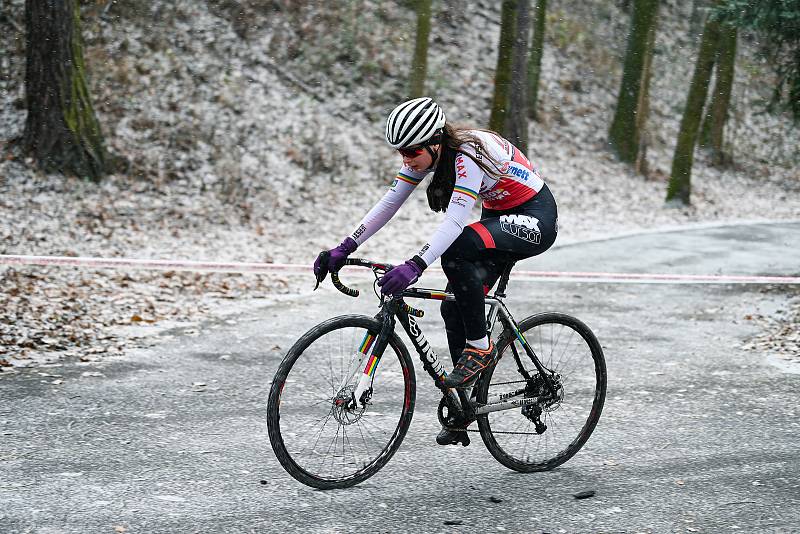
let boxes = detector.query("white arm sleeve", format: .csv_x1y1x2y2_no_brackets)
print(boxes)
349,167,427,245
417,153,483,266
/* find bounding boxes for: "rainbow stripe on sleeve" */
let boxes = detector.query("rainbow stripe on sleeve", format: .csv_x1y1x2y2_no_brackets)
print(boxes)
395,172,424,186
452,185,478,200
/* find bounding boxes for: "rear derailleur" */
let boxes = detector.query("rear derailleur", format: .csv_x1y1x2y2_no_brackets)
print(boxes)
521,373,562,435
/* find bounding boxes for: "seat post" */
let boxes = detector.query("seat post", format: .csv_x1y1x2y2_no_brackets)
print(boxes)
493,262,516,298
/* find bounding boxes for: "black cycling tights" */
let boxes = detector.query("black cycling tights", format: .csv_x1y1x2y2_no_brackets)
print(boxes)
440,184,558,365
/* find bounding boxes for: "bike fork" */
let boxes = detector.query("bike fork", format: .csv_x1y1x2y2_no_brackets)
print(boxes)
351,304,396,407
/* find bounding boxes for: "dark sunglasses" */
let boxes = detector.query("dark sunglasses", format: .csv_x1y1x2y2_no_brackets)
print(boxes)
397,132,443,158
397,145,425,158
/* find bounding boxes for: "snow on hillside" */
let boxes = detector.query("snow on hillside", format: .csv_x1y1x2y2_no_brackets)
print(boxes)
0,0,798,362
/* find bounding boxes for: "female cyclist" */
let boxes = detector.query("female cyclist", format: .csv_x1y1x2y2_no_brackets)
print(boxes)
313,97,558,446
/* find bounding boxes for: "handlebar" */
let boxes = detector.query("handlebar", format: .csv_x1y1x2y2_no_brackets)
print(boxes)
321,257,425,317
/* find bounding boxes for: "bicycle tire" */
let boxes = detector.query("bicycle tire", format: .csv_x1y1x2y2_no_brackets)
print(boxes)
476,312,606,472
266,315,416,489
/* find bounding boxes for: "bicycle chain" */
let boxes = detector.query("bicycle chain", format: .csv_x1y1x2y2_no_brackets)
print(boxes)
489,379,528,386
443,425,544,435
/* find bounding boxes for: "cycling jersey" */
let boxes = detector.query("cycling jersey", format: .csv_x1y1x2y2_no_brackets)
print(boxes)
349,130,545,268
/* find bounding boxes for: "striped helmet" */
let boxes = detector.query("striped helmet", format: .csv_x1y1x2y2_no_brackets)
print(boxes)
385,97,446,149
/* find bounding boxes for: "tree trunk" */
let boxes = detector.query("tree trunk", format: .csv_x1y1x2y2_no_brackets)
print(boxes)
488,0,518,132
527,0,546,121
666,8,721,205
634,14,657,176
409,0,432,99
699,24,737,166
689,0,707,42
506,0,530,153
23,0,106,180
608,0,659,164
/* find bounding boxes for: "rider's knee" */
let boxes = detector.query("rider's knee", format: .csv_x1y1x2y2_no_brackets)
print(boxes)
440,299,461,328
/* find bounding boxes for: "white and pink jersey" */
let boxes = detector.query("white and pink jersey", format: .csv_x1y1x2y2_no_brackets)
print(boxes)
462,130,544,211
349,130,545,268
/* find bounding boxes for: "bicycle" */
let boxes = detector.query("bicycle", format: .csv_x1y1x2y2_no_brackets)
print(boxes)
266,258,607,489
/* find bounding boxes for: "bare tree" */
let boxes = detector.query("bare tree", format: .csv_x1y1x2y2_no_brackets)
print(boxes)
23,0,107,180
527,0,546,121
409,0,433,98
608,0,660,166
506,0,530,152
666,5,721,205
488,0,518,132
634,15,657,175
699,24,737,166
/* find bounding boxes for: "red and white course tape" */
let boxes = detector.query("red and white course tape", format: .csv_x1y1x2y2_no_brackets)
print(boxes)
1,254,798,285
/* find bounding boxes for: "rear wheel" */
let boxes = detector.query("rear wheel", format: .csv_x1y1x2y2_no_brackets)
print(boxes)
476,313,606,472
267,315,416,489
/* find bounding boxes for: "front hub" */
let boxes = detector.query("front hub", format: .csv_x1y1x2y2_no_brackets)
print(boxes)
331,385,366,424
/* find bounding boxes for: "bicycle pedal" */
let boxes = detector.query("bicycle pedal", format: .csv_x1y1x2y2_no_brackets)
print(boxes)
437,428,471,447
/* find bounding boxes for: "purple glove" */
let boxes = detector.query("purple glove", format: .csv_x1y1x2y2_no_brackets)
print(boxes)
378,259,424,295
314,237,358,280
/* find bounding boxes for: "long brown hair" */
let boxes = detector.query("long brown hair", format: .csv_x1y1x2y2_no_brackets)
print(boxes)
426,123,504,212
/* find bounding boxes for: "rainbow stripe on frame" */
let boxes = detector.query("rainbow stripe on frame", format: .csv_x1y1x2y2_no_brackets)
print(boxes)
364,354,380,377
427,291,449,301
359,333,376,354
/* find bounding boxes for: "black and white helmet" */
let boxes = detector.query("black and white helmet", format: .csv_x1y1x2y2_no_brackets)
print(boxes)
385,97,446,149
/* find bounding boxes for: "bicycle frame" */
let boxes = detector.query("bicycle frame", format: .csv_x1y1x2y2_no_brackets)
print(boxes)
349,283,558,419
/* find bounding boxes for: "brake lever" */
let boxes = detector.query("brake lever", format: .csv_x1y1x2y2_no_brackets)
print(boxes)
313,250,331,291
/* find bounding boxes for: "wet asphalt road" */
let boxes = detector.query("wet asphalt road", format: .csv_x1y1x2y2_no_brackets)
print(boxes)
1,221,799,533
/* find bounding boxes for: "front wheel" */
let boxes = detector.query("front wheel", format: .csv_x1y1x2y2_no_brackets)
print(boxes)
476,312,606,472
266,315,416,489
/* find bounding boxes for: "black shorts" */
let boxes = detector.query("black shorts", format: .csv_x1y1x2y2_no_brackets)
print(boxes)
441,182,558,283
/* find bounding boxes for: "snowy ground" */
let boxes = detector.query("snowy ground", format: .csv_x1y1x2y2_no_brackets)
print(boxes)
1,0,798,367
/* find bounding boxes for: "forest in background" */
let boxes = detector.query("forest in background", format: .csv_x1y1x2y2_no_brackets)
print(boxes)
1,0,799,361
3,0,799,195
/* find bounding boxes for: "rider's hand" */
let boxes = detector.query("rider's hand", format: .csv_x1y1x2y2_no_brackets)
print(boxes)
314,237,358,283
377,258,425,295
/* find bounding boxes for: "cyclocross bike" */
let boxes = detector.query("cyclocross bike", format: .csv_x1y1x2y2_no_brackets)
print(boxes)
266,258,607,489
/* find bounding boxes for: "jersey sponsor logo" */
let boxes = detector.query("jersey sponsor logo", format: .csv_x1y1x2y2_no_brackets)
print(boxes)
500,214,541,244
455,155,467,180
352,224,367,240
507,165,530,181
482,188,510,201
418,243,430,256
451,196,468,207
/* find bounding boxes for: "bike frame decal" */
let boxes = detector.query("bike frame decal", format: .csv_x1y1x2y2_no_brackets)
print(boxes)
358,332,376,354
405,315,448,384
364,354,379,378
513,326,529,347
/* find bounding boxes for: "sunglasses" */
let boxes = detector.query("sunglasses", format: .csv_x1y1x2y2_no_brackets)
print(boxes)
397,133,443,158
397,145,426,158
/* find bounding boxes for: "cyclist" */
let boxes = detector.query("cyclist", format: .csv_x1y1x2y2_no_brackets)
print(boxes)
314,97,558,446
